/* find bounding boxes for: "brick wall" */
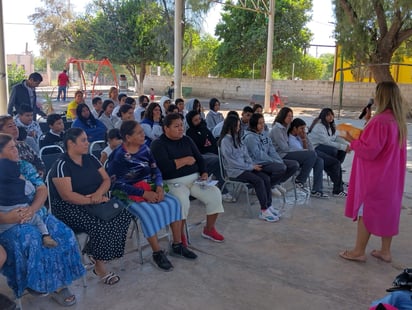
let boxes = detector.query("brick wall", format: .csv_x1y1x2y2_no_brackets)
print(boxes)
143,75,412,108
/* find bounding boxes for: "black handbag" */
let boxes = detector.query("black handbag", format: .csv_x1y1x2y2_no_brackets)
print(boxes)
84,197,126,221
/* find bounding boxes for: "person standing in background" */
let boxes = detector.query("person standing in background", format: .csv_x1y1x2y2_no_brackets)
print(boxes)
150,88,155,102
8,72,46,120
57,70,69,102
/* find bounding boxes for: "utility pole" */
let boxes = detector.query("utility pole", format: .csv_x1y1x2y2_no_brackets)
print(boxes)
208,0,275,112
174,0,183,99
264,0,275,113
0,0,8,114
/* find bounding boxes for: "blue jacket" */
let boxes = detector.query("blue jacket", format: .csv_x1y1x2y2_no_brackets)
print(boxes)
72,118,107,142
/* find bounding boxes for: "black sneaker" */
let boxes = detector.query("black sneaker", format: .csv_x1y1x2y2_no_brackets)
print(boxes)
170,243,198,260
152,250,174,272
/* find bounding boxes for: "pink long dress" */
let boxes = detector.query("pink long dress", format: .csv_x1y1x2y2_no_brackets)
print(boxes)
345,109,406,237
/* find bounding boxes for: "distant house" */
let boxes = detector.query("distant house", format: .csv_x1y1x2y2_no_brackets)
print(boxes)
6,53,34,77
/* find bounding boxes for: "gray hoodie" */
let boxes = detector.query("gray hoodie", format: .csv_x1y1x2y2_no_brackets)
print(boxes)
242,130,283,165
220,135,254,178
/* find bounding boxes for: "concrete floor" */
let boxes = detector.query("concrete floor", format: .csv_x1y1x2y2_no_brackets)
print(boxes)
1,100,412,309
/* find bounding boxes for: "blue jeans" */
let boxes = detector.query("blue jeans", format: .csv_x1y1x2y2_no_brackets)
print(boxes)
315,148,343,194
283,151,317,184
57,86,67,101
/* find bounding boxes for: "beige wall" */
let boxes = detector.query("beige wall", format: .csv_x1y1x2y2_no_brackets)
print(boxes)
6,54,34,76
143,75,412,108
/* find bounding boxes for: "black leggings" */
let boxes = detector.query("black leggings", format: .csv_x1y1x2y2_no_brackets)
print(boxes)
236,170,272,210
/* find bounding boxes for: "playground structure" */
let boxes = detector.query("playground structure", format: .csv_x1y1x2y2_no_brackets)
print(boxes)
65,57,118,98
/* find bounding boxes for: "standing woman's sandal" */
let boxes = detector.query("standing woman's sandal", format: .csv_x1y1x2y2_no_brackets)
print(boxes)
93,269,120,285
51,287,76,307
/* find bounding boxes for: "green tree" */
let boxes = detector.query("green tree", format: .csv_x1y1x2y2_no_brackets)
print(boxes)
68,0,168,93
333,0,412,82
294,55,323,80
7,64,27,92
215,0,312,79
183,34,219,77
156,0,215,63
319,53,335,80
29,0,74,57
34,57,47,72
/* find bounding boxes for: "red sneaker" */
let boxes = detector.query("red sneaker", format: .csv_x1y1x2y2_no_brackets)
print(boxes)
201,227,224,242
181,233,188,247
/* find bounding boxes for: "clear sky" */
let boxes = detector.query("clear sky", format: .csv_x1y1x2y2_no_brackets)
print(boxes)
3,0,335,57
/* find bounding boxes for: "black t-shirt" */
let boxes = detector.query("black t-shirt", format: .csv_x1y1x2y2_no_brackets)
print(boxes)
49,153,103,200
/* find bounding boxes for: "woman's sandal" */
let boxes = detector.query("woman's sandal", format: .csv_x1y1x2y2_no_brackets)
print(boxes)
93,269,120,285
51,287,76,307
26,287,49,297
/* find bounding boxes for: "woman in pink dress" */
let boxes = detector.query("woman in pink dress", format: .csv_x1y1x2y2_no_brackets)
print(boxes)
339,81,407,263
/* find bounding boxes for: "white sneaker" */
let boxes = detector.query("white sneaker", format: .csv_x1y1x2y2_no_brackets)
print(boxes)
222,193,236,202
259,209,280,222
275,184,287,194
268,206,282,218
271,187,282,197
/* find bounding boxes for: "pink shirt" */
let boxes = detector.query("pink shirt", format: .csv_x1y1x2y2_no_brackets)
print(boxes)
345,109,406,236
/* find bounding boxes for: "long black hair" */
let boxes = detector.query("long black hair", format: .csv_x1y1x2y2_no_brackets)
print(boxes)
287,118,306,135
308,108,336,135
63,127,85,150
218,115,241,148
76,103,97,127
248,113,264,133
273,107,293,126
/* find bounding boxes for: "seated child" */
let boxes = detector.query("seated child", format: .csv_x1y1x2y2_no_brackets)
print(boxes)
100,128,122,164
39,113,65,150
14,104,43,141
0,159,57,248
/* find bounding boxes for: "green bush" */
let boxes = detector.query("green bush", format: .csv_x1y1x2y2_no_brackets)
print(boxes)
7,64,27,92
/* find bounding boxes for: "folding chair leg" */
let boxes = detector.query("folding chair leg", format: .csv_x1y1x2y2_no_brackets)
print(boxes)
184,222,191,245
15,297,22,310
132,218,144,264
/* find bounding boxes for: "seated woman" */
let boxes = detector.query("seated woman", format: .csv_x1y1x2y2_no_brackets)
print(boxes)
185,98,205,124
159,96,171,117
50,128,133,285
72,103,107,142
307,109,348,197
269,107,317,190
140,102,163,146
251,104,269,132
205,98,224,131
185,110,234,202
0,133,85,306
0,158,57,248
242,113,299,196
0,115,45,176
151,113,225,243
219,116,280,223
66,90,84,120
287,118,329,198
107,120,197,271
98,100,119,131
308,108,349,164
115,104,135,129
